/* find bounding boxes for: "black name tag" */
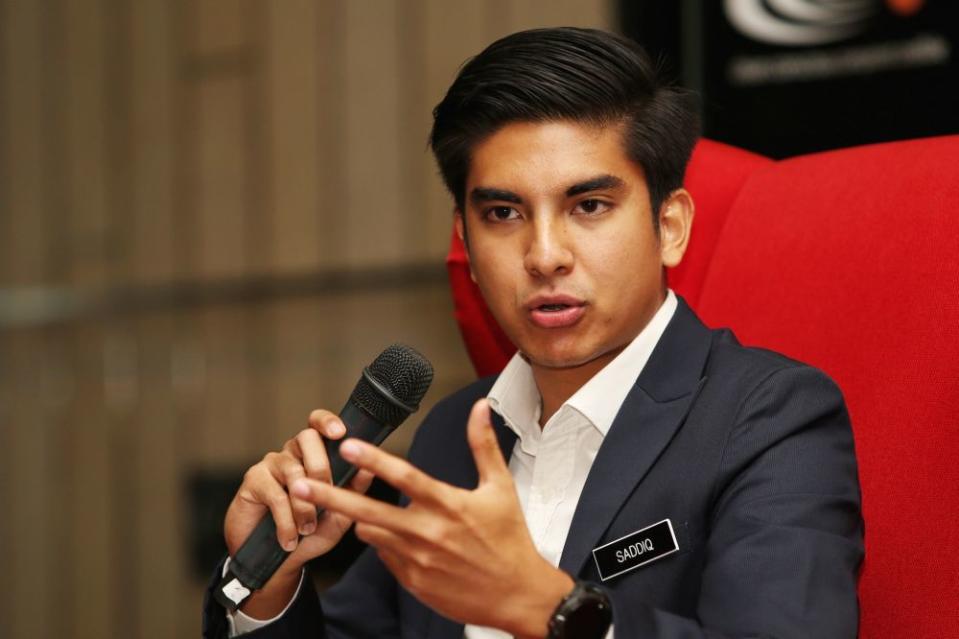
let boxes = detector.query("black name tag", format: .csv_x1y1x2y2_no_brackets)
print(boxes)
592,519,679,582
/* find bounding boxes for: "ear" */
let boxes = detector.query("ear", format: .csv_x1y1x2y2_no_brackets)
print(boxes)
658,189,694,269
454,211,477,283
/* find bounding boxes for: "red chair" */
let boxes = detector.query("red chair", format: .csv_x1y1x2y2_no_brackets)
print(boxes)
446,135,959,638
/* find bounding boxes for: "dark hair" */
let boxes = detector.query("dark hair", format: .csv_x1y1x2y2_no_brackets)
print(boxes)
429,27,700,222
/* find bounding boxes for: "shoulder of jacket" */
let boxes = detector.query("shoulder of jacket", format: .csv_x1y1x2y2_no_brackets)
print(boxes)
705,330,841,397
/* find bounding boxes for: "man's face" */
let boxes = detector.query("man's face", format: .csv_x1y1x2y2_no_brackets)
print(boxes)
458,120,680,376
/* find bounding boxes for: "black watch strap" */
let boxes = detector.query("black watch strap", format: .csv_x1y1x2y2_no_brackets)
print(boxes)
547,581,612,639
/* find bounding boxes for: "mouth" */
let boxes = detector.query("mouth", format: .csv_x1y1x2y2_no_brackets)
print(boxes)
537,303,574,312
526,296,586,328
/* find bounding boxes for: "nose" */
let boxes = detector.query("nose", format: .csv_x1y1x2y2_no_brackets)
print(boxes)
523,215,574,278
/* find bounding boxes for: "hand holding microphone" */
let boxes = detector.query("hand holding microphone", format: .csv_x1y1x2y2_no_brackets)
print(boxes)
215,344,433,615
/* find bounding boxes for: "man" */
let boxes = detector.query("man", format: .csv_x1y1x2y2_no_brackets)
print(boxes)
204,27,863,638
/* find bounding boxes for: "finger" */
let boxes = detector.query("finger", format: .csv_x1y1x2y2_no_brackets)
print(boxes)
320,471,375,535
338,439,451,504
273,456,318,536
295,428,332,483
375,546,408,584
354,521,409,555
246,465,299,552
309,409,347,440
466,399,509,484
290,478,420,536
350,469,375,495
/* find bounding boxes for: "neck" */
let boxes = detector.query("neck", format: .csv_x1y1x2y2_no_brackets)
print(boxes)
529,290,670,427
531,348,623,427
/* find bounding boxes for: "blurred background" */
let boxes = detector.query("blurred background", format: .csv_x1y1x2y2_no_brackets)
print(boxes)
0,1,954,637
0,1,612,637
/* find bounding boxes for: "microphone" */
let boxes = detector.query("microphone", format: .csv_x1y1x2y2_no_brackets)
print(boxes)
214,343,434,610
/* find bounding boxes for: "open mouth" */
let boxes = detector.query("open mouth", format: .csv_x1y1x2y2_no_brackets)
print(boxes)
528,300,586,328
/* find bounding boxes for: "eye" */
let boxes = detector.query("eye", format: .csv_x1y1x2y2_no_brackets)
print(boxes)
484,206,521,222
575,199,611,216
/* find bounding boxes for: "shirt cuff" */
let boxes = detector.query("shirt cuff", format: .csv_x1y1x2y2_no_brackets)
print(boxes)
221,557,305,637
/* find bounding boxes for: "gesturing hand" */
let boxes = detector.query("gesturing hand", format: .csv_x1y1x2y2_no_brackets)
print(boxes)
290,399,574,638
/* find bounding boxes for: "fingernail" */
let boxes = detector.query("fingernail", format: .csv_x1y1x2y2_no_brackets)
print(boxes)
330,421,346,437
340,439,361,460
300,522,316,536
291,479,310,498
283,538,297,552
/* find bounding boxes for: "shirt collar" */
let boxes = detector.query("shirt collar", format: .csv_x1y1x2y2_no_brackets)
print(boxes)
487,290,678,440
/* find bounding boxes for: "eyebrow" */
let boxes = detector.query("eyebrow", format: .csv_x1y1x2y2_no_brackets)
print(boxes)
469,187,523,206
468,174,626,206
566,174,625,197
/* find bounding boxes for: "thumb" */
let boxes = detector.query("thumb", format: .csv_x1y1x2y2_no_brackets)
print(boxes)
467,398,509,484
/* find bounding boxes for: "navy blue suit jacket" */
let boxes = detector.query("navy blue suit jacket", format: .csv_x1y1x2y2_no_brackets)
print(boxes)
204,299,864,638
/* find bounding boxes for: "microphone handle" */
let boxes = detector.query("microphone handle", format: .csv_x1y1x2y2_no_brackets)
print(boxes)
214,399,396,610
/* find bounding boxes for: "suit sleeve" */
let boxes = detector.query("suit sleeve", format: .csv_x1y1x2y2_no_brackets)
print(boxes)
201,547,402,639
607,365,864,639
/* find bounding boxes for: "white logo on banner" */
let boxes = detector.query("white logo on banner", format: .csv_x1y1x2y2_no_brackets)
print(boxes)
724,0,880,46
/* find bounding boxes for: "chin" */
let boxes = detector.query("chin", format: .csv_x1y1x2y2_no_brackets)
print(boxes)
520,344,602,370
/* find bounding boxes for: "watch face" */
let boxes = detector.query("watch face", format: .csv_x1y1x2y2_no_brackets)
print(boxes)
564,600,612,638
551,583,612,639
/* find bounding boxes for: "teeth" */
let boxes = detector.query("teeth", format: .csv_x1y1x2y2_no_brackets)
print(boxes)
540,304,568,311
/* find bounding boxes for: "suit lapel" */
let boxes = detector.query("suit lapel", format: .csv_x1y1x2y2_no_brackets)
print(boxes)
558,299,713,576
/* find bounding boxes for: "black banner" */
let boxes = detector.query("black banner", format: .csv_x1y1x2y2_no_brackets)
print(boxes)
621,1,958,157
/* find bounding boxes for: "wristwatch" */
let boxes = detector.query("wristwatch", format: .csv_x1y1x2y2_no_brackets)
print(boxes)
547,581,612,639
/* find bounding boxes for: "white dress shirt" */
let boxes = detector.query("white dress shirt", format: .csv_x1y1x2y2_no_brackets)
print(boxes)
231,291,678,637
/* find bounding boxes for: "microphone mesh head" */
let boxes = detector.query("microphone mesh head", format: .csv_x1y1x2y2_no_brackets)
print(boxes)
352,344,434,426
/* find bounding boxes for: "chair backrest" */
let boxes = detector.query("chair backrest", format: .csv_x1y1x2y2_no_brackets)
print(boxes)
695,136,959,639
445,135,959,638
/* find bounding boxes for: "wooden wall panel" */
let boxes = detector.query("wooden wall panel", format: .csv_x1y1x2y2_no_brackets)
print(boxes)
44,328,77,639
64,0,110,288
67,326,114,639
3,334,55,638
191,307,256,465
194,76,251,280
265,0,322,274
1,0,47,286
246,307,279,455
192,0,249,56
1,2,55,637
394,0,430,261
500,0,613,34
133,313,184,639
0,0,6,290
131,0,176,285
0,337,9,639
0,4,616,638
315,0,349,269
269,299,329,447
102,322,141,636
343,1,405,268
171,310,216,638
